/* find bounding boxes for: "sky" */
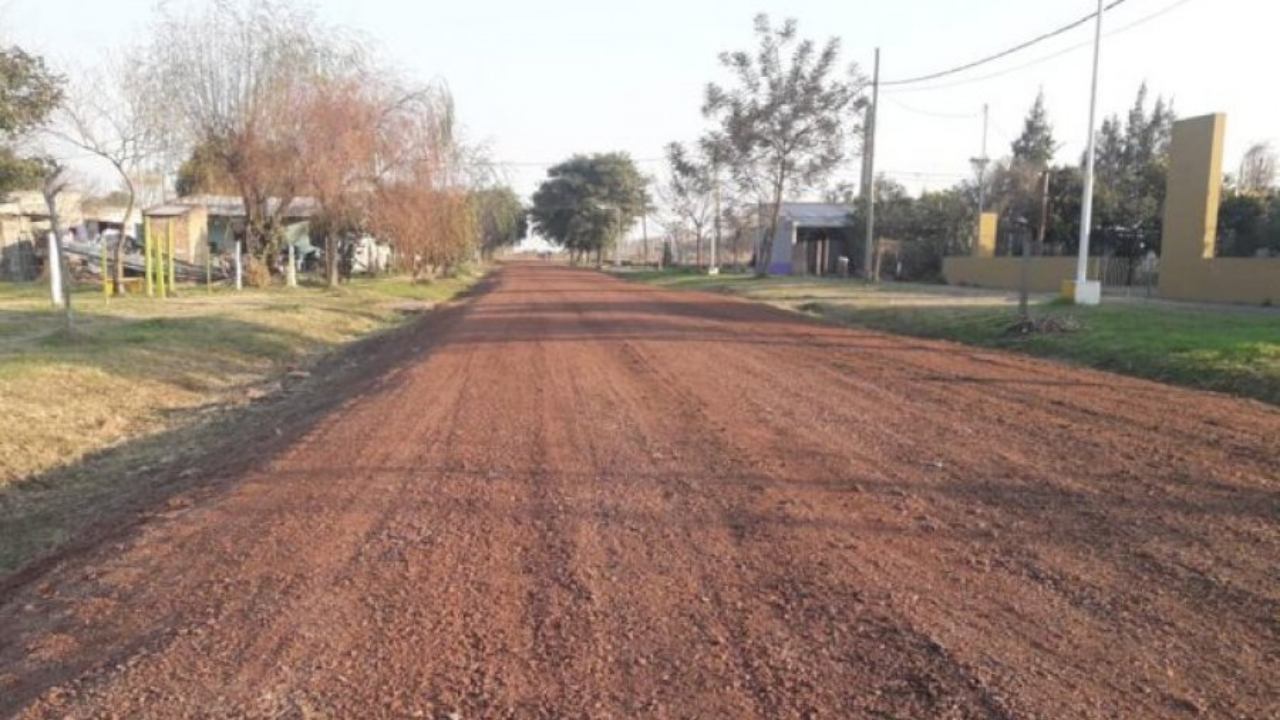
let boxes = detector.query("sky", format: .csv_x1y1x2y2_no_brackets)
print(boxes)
3,0,1276,229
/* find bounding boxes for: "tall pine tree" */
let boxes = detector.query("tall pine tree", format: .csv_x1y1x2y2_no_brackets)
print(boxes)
1011,91,1057,167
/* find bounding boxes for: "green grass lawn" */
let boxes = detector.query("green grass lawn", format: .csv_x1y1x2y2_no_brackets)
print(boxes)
620,269,1280,406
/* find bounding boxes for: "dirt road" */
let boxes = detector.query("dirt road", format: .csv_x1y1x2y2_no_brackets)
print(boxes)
2,264,1277,719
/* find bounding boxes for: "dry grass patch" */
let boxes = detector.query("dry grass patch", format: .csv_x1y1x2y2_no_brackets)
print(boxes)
0,274,477,487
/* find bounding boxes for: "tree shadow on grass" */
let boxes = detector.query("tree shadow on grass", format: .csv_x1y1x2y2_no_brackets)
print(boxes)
0,276,494,586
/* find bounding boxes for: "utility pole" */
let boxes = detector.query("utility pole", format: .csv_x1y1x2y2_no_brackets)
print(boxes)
613,205,622,268
1022,169,1051,319
711,172,722,275
971,103,990,241
860,48,881,282
1037,168,1051,249
1074,0,1105,305
642,211,650,267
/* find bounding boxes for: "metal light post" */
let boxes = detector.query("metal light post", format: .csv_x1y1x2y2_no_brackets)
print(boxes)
1073,0,1106,306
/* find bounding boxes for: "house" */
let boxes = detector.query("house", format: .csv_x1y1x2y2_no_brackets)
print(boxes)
0,190,85,281
82,200,141,242
174,195,318,256
757,203,857,276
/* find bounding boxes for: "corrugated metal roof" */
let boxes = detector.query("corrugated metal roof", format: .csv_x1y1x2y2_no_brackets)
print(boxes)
779,203,854,224
145,205,194,217
175,195,319,219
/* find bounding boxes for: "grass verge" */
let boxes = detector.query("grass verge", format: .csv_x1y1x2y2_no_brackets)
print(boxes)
0,271,481,575
619,269,1280,406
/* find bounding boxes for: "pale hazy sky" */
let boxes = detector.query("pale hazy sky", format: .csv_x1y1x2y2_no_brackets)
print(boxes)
3,0,1275,204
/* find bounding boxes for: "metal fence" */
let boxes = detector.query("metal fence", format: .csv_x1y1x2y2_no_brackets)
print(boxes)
1099,253,1160,296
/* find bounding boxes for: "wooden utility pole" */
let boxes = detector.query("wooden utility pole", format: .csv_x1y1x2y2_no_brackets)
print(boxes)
1020,169,1051,319
860,48,881,281
711,172,722,274
1037,168,1051,248
642,212,649,267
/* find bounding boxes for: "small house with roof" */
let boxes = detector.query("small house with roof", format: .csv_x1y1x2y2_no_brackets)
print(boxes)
758,203,858,276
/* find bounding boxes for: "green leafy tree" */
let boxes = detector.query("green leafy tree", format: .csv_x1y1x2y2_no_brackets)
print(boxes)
529,153,647,265
703,14,864,275
1217,190,1276,257
174,136,239,197
0,46,64,193
472,186,526,258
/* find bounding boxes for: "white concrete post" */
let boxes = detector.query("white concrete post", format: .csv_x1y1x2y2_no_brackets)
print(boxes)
48,232,64,307
286,243,297,288
234,240,243,291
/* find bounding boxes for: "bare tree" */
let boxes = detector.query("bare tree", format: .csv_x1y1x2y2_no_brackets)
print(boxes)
1238,141,1277,195
294,75,381,285
659,142,714,267
369,85,482,280
48,57,157,295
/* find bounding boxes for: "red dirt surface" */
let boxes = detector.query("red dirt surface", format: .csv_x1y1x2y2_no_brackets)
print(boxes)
1,263,1277,719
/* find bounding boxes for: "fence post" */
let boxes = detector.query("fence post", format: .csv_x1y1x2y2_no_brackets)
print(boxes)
234,240,243,291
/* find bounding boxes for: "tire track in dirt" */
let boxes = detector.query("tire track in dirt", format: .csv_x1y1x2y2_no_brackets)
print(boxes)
1,264,1276,720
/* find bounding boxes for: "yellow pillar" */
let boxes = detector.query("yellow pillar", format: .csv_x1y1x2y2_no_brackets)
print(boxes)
157,221,166,300
1159,114,1227,301
144,217,154,297
167,222,176,294
101,241,110,299
205,231,213,293
974,212,998,258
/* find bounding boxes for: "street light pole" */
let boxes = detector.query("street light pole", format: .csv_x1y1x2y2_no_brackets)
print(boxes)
861,47,881,282
1074,0,1105,305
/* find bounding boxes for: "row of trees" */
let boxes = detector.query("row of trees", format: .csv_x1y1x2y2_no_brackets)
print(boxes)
647,13,1278,281
4,0,527,296
838,84,1275,280
527,15,866,274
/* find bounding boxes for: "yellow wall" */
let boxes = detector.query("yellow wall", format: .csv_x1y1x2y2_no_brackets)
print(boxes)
943,256,1079,293
944,114,1279,306
1159,258,1280,304
1157,114,1279,306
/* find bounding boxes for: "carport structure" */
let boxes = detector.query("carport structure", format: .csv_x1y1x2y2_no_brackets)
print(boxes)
759,202,857,276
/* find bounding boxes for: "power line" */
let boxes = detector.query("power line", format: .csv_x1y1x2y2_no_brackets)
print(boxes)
881,0,1131,87
883,95,984,120
883,0,1196,94
472,157,665,168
